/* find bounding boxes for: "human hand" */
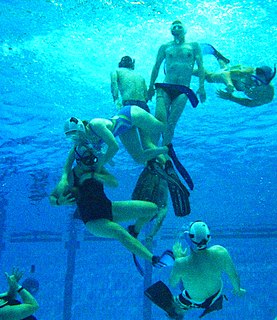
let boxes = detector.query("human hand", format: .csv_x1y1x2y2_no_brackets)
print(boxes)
233,288,246,297
115,99,122,110
197,87,206,103
57,192,76,206
11,267,24,283
216,89,232,100
172,242,188,258
5,272,21,293
147,87,155,101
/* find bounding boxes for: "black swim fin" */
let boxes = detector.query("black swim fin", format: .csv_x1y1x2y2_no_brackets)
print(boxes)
132,164,168,208
167,143,194,191
145,281,182,319
148,159,191,217
200,43,230,64
165,160,191,217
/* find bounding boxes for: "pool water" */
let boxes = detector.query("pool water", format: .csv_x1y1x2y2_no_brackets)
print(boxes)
0,0,276,319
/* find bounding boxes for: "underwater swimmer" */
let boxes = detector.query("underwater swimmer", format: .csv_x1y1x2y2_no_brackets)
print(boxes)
50,143,171,269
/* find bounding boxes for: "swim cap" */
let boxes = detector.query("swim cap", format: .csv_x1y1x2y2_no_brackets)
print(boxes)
64,117,85,135
118,56,135,70
185,220,211,251
255,65,276,84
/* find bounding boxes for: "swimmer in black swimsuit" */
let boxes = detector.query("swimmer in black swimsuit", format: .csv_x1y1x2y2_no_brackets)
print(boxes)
50,144,170,268
0,268,39,320
148,20,206,145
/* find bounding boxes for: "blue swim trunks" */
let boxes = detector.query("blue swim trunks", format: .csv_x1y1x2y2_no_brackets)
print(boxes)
110,106,133,137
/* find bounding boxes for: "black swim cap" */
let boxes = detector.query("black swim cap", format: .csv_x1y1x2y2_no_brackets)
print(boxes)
118,56,135,69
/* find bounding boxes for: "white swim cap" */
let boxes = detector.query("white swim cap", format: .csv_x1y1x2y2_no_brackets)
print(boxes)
186,220,211,251
64,117,85,135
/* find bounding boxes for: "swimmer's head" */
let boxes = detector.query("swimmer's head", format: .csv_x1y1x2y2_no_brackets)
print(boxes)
184,220,211,251
118,56,135,70
74,145,98,168
170,20,187,36
254,65,276,85
64,117,86,136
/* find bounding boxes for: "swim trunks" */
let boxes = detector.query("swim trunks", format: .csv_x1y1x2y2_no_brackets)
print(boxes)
87,106,133,151
73,170,113,224
155,83,199,108
110,106,133,137
175,287,225,318
123,100,150,113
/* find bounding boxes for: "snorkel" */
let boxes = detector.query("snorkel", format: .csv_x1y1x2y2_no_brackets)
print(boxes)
251,64,276,85
74,146,98,168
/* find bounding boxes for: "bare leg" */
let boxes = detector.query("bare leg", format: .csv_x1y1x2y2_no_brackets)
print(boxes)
112,200,157,231
119,128,168,163
162,94,188,145
131,105,165,137
85,219,153,261
194,67,234,92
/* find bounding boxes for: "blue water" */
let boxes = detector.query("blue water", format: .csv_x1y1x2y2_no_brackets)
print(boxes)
0,0,276,319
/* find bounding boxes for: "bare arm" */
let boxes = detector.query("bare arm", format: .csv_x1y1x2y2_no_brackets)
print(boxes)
220,246,246,296
216,90,265,107
94,167,119,187
110,71,122,109
0,272,39,320
194,42,206,103
49,148,76,206
148,45,166,100
169,259,184,287
89,120,119,171
0,290,39,320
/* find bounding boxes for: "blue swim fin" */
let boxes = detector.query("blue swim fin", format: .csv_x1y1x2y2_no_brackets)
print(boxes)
132,250,175,277
167,144,194,191
200,43,230,64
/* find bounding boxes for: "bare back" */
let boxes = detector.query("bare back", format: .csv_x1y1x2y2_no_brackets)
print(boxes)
176,246,226,300
116,68,147,101
164,41,199,86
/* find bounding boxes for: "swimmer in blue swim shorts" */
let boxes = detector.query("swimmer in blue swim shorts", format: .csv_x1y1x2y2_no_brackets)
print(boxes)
64,106,168,172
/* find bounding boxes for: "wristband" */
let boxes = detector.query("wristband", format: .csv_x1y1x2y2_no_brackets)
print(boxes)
17,286,24,293
56,198,60,205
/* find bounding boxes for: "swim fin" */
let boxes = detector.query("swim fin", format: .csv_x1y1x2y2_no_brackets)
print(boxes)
155,83,199,108
133,250,175,277
167,143,194,191
147,159,191,217
145,281,181,319
132,164,168,208
200,43,230,64
165,160,191,217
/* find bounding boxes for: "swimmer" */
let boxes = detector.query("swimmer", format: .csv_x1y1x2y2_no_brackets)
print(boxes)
145,221,246,319
64,106,168,172
148,20,206,145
